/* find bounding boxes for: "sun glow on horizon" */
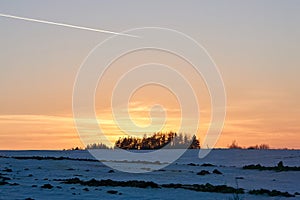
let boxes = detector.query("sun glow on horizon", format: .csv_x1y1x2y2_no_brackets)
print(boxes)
0,111,300,150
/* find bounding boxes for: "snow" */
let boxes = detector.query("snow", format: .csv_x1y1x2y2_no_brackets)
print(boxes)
0,149,299,199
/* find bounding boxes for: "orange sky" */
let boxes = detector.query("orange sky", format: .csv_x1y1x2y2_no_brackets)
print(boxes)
0,49,299,150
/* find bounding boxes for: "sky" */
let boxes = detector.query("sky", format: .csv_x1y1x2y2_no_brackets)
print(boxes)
0,0,300,149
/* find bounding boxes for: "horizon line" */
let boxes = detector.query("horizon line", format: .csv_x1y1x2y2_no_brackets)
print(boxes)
0,148,299,151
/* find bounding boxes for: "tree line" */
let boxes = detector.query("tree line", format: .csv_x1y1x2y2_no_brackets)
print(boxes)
115,132,200,150
228,140,270,149
84,132,200,150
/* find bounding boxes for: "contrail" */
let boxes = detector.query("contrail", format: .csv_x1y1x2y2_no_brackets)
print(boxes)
0,13,138,38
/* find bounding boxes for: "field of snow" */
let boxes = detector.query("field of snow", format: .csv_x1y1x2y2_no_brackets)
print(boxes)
0,149,299,200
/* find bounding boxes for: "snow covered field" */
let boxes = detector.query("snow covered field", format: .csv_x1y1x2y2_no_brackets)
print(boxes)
0,149,299,200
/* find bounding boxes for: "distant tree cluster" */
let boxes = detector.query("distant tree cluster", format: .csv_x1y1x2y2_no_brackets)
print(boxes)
228,140,270,150
247,144,270,150
86,143,112,150
115,132,200,150
63,147,84,151
228,140,242,149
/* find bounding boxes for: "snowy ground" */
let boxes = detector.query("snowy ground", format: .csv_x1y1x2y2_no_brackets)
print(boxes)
0,149,299,200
